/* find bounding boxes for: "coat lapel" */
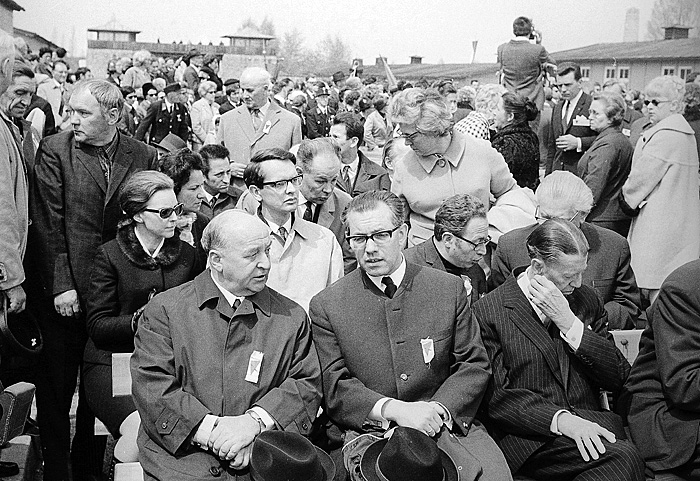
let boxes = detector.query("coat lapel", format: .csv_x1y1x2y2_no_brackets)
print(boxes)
502,275,566,389
317,194,335,228
74,142,107,194
235,107,256,143
105,136,134,204
252,104,282,144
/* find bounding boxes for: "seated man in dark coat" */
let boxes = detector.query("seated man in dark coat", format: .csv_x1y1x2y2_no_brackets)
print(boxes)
491,171,642,330
473,219,645,480
623,259,700,480
310,191,511,481
131,210,322,480
404,194,488,307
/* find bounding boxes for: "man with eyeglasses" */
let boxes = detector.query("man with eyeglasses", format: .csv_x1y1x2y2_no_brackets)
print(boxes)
404,194,489,307
31,79,158,480
545,62,597,175
491,171,642,330
310,190,512,481
237,138,356,274
243,148,342,312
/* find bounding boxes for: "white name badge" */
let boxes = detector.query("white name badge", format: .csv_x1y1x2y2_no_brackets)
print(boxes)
420,338,434,366
573,115,591,127
245,350,264,384
622,128,631,137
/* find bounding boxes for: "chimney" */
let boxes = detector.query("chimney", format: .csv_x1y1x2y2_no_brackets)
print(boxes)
663,26,690,39
375,56,387,66
410,55,423,64
623,7,639,42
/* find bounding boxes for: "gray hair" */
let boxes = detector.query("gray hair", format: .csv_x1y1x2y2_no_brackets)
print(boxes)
592,91,625,128
197,80,217,98
71,79,124,116
388,87,453,136
434,194,487,240
526,218,589,262
132,49,152,67
474,84,507,120
296,138,341,171
536,171,594,215
645,75,685,111
0,31,15,94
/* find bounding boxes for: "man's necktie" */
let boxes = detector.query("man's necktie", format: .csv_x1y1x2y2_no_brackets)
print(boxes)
341,165,351,191
382,276,397,299
232,299,241,311
251,109,262,130
96,146,111,183
303,201,314,222
561,100,570,131
278,226,288,244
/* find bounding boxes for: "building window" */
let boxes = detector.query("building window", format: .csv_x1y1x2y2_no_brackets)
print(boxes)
605,67,616,79
662,66,676,76
618,67,630,80
114,33,130,42
679,67,693,80
580,66,591,81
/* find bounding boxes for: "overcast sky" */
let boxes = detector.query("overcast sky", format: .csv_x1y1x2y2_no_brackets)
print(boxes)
15,0,657,64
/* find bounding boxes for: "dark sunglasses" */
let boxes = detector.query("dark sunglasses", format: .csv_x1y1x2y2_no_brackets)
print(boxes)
142,203,184,219
643,99,670,107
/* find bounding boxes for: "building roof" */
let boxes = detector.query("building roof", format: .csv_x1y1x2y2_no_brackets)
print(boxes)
552,37,700,62
362,62,499,81
222,27,275,40
13,28,60,50
0,0,24,11
88,18,140,34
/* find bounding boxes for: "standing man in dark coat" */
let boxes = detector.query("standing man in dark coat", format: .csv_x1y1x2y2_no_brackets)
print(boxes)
135,82,191,145
545,63,596,175
473,219,645,480
310,191,511,481
330,112,391,197
623,259,700,480
404,194,488,307
31,79,158,481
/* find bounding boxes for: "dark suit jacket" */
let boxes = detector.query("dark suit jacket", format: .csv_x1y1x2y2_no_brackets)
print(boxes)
623,259,700,472
218,100,236,115
578,127,634,224
309,263,490,434
32,131,158,301
337,151,391,197
305,106,335,139
403,237,486,307
491,222,642,330
472,270,631,471
545,92,596,175
135,100,191,145
198,187,238,220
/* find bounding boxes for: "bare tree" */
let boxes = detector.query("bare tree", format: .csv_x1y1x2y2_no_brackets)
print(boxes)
647,0,700,39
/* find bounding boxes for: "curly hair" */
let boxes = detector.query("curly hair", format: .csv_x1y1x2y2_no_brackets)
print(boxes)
157,148,204,194
388,87,453,136
683,83,700,122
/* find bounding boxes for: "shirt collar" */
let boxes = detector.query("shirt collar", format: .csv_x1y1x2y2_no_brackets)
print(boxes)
568,89,584,109
367,256,407,292
210,271,245,308
516,267,546,322
512,36,531,42
257,101,271,117
202,188,217,204
414,132,462,174
134,227,165,258
344,155,359,176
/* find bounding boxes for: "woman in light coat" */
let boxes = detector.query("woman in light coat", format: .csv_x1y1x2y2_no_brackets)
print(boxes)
190,80,219,151
621,75,700,304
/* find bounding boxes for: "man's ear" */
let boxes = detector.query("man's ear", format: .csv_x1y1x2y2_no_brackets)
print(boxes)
350,136,359,149
531,257,545,275
208,250,222,271
249,185,263,203
105,107,120,126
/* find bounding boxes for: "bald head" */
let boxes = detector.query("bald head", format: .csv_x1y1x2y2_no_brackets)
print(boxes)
0,31,15,94
202,210,269,254
240,67,271,110
240,67,271,89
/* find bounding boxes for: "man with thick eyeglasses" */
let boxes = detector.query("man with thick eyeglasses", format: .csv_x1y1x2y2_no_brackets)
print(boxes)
492,171,642,330
243,148,342,312
405,194,490,307
310,190,511,481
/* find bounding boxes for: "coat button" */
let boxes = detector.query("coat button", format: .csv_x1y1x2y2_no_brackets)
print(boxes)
209,466,222,477
400,373,408,381
302,422,309,430
161,421,168,429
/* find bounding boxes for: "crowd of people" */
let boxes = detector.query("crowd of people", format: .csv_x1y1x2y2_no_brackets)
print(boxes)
1,12,700,481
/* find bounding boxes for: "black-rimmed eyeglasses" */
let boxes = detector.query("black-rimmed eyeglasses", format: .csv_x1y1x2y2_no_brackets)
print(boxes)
453,234,491,250
346,224,402,248
142,203,184,219
535,206,582,224
261,174,303,191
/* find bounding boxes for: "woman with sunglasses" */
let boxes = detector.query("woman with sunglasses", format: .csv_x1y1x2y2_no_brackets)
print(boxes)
83,171,203,465
621,75,700,306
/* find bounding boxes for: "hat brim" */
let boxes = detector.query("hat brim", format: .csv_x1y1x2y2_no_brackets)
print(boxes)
315,446,336,481
0,300,43,356
359,438,458,481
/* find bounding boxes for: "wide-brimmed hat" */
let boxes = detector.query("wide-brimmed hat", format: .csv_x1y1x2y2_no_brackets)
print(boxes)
360,427,458,481
163,82,181,95
250,431,335,481
332,71,346,83
154,133,187,153
184,48,202,61
0,297,42,357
